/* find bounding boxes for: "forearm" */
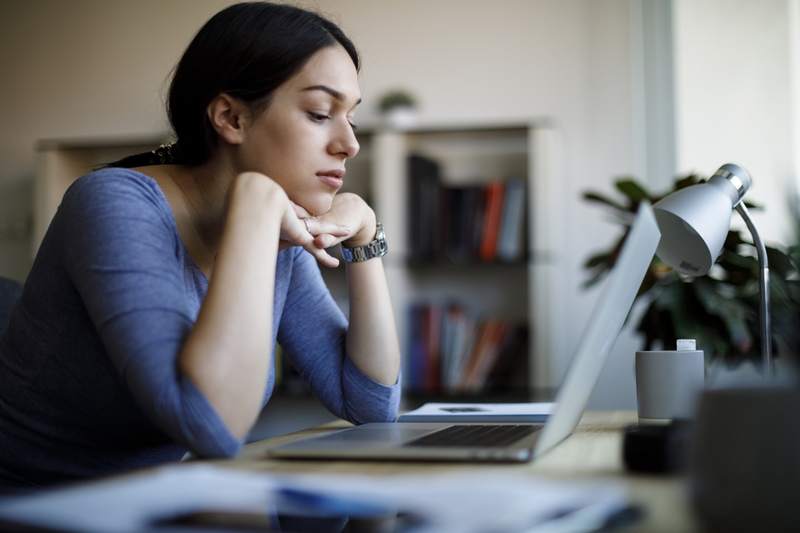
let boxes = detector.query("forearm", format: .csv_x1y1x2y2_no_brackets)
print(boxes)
345,257,401,386
179,173,282,439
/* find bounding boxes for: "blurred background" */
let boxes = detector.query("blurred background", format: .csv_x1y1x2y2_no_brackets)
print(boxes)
0,0,798,437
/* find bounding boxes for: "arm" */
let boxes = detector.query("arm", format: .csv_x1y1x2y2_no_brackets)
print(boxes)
177,171,341,438
277,247,401,423
64,170,329,456
281,193,401,423
176,172,283,439
343,213,402,387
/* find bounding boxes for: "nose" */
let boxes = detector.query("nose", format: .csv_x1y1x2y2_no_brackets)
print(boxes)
329,120,360,160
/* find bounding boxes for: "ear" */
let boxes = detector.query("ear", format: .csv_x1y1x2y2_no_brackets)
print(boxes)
206,93,251,145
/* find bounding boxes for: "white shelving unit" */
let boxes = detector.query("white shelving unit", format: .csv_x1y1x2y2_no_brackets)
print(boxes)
323,120,558,394
34,120,558,394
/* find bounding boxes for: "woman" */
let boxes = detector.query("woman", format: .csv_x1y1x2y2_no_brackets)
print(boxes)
0,2,401,491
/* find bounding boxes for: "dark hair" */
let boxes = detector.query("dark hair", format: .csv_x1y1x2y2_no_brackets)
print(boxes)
108,2,359,168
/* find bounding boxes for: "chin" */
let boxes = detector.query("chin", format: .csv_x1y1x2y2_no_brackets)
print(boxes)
298,195,334,216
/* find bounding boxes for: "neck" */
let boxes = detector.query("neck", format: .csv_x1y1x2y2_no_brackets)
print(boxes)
170,153,238,254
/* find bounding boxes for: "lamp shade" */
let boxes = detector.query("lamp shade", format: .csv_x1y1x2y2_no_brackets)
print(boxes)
653,164,752,276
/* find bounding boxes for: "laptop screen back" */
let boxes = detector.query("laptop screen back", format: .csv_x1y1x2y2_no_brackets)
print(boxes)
533,202,661,457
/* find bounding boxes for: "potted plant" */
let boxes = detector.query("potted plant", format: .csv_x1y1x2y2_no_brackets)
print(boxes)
582,175,800,364
377,89,417,129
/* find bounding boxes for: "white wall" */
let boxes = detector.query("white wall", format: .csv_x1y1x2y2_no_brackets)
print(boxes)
673,0,797,243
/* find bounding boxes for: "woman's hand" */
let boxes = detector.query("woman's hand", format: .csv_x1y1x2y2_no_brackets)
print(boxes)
237,172,347,268
294,192,377,252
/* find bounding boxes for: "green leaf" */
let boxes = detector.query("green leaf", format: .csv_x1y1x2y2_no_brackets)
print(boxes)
581,192,629,212
614,179,650,203
582,170,800,362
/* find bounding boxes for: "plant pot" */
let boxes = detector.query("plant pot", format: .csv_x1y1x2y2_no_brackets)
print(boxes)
382,106,417,129
689,386,800,532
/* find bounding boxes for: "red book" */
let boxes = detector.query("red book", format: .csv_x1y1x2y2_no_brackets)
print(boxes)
425,304,442,392
479,181,505,261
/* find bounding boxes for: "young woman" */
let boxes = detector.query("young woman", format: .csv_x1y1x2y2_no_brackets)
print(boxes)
0,2,401,491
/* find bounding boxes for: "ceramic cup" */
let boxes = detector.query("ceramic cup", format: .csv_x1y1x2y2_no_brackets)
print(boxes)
635,349,705,422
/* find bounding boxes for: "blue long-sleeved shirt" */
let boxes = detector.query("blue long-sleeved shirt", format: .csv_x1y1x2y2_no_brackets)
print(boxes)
0,168,400,491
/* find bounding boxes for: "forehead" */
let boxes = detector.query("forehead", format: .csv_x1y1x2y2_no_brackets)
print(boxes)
284,45,361,104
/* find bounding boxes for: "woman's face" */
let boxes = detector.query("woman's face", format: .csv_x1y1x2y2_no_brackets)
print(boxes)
238,44,361,216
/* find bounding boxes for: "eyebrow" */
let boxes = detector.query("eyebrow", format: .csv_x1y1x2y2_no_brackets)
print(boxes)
301,85,362,107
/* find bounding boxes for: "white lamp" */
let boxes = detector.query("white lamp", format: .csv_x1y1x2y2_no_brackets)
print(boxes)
653,163,771,371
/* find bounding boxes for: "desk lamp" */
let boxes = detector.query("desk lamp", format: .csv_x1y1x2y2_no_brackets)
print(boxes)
652,163,771,371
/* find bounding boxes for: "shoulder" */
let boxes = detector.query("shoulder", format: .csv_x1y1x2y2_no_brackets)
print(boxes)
63,167,167,212
58,167,175,234
53,167,179,254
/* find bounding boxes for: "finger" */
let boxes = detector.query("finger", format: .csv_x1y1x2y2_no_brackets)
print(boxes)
314,233,347,249
305,242,340,268
279,209,339,267
280,212,315,246
304,217,350,237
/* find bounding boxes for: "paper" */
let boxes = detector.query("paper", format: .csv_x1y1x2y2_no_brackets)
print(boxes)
398,402,553,422
269,470,628,533
0,464,628,532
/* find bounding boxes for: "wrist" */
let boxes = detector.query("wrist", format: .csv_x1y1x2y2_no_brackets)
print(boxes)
344,209,377,247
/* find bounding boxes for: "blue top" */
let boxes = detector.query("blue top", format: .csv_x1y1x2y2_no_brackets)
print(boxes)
0,168,400,490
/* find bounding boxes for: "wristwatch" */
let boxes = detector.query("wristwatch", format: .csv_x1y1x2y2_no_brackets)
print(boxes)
340,222,388,263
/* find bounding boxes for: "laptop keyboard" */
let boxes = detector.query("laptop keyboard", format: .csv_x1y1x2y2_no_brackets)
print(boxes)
403,425,539,448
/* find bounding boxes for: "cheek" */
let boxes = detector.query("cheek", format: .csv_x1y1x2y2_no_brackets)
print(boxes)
246,122,309,182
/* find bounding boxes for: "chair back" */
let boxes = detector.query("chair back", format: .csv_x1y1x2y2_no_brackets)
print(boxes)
0,277,22,333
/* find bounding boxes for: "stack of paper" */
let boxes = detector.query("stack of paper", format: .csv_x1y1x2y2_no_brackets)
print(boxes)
0,464,630,532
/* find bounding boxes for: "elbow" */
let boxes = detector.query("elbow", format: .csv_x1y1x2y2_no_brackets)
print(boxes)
188,436,243,459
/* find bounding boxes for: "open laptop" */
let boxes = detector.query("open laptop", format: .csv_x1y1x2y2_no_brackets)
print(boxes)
269,203,661,462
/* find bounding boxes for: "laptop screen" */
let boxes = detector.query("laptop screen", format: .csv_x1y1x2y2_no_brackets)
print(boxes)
534,202,661,457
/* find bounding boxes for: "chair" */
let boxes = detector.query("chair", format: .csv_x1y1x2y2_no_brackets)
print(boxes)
0,276,22,333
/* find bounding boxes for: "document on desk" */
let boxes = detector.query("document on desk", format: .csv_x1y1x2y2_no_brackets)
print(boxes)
0,464,631,532
398,402,553,422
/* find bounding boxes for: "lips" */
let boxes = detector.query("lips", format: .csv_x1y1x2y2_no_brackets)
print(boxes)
316,169,345,190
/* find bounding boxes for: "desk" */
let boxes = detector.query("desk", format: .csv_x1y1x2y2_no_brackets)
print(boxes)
211,411,699,532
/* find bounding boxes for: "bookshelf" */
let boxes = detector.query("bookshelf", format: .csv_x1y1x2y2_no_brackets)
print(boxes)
34,120,557,400
319,120,557,400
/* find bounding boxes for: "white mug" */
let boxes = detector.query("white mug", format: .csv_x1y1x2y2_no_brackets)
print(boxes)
635,344,705,422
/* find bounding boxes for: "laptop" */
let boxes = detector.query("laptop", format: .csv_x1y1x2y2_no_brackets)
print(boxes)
269,203,661,462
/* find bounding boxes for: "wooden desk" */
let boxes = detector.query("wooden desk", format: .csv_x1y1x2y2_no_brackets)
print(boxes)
211,411,700,532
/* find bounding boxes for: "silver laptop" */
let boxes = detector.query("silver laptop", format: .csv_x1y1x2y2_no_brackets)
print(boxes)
269,203,661,462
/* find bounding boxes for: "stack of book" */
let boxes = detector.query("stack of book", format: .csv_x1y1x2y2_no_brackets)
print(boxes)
405,302,529,394
407,154,527,263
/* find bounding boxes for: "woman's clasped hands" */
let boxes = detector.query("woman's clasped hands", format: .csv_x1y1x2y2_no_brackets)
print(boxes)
279,191,376,268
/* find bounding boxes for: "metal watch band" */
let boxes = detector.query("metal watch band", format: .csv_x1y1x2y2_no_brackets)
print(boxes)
340,222,388,263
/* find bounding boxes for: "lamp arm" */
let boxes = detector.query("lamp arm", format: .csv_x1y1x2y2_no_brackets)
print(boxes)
734,202,772,371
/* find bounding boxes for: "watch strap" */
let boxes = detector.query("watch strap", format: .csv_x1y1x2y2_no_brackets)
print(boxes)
341,222,388,263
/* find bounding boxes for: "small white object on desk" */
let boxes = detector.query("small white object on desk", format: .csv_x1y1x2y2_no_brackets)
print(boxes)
398,402,553,423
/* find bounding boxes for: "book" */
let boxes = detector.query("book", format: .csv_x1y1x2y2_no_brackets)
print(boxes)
407,154,441,260
497,178,526,261
424,304,442,392
479,181,505,261
398,402,553,423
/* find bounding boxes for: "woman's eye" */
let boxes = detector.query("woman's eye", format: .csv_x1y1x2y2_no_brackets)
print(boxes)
307,112,330,122
308,111,357,131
